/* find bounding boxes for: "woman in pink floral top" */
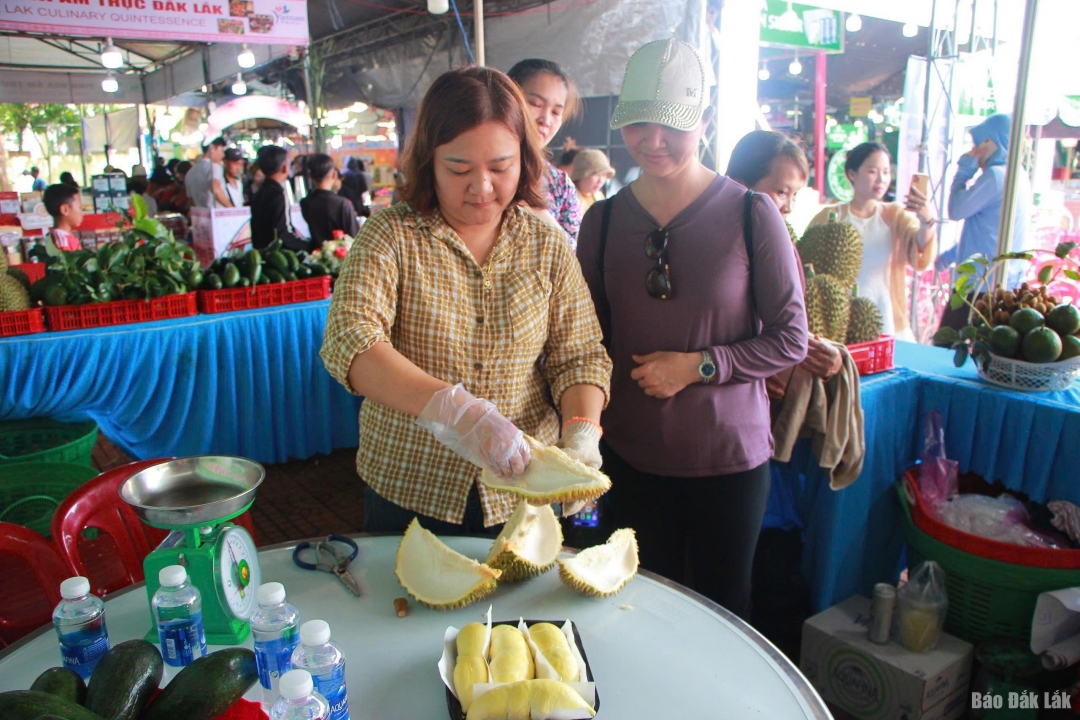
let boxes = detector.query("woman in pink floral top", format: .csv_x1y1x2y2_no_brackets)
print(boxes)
509,59,583,248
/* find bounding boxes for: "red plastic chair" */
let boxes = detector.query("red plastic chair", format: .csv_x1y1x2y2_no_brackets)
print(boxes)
0,522,70,647
51,458,260,598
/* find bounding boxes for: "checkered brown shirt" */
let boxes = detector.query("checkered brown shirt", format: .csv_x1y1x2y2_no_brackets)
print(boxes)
321,202,611,526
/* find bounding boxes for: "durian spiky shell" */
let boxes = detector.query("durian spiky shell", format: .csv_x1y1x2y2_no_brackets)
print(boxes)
557,528,639,598
0,273,31,312
485,502,563,582
846,296,884,344
481,437,611,506
799,215,863,290
6,267,31,295
786,221,799,246
805,272,851,343
0,250,7,273
395,518,501,610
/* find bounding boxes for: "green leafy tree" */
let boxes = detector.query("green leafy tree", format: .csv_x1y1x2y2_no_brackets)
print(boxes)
0,103,82,157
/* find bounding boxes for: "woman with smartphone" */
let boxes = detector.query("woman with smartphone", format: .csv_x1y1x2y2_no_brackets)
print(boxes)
806,142,937,342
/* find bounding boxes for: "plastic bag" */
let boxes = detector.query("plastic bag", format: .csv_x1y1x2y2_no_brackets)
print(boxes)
897,560,948,652
919,411,958,510
938,494,1063,549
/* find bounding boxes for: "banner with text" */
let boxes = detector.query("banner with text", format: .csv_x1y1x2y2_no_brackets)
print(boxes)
0,0,308,46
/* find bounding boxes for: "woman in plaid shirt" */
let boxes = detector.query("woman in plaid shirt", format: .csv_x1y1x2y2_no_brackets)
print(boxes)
321,67,612,534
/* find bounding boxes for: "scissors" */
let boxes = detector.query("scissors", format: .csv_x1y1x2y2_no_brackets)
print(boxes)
292,535,362,597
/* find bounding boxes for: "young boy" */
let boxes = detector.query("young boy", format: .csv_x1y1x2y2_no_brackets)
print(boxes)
43,183,84,251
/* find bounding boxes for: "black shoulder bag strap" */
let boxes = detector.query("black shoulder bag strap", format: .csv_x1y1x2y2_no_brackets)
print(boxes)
598,197,613,280
743,190,759,338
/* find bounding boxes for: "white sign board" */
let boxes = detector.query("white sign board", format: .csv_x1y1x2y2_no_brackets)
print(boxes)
191,207,251,268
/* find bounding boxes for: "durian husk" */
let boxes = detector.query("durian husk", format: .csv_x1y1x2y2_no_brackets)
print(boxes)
805,272,851,343
786,221,799,246
485,501,563,582
466,679,594,720
799,215,863,290
481,437,611,506
557,528,639,599
846,296,884,344
6,266,30,295
0,273,31,312
395,518,501,610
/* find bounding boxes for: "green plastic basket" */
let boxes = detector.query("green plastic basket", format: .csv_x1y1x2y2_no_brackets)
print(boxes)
896,482,1080,644
0,462,99,537
0,418,98,466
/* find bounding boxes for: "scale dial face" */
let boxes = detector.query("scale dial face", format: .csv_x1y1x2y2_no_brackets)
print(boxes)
214,526,261,620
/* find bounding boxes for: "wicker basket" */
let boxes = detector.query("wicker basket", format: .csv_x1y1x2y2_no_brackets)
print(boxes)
976,352,1080,392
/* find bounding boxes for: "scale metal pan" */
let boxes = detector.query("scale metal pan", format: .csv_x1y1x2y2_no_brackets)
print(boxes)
119,456,265,529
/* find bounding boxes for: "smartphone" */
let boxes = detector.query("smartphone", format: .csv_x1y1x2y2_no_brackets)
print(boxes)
570,500,600,527
910,173,929,197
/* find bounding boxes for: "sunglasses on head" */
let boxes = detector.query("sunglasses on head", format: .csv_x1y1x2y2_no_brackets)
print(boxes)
644,228,671,300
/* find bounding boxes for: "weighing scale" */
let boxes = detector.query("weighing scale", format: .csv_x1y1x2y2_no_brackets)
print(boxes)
119,456,265,645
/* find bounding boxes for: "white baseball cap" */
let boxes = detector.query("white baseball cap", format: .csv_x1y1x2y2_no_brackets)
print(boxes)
610,38,707,132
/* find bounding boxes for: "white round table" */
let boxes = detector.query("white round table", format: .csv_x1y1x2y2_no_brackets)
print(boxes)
0,535,830,718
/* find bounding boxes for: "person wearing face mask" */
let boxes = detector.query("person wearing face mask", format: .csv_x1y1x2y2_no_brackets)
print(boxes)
727,130,842,395
576,39,808,618
321,67,611,534
508,59,583,247
807,142,937,342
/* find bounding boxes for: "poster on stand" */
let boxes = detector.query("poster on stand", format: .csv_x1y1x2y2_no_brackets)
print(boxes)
191,207,251,268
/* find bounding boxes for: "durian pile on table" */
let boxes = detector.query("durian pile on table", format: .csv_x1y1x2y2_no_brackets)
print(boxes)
0,440,831,719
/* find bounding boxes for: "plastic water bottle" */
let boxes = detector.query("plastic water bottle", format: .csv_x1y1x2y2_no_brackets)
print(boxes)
291,620,349,720
52,576,109,680
152,565,207,667
269,669,330,720
250,582,301,709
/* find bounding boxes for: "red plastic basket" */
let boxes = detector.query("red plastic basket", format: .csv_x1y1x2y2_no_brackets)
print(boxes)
901,468,1080,569
43,293,197,331
0,308,45,337
847,334,894,376
197,276,331,314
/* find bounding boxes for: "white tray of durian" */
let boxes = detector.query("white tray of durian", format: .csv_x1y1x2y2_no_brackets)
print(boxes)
438,605,597,720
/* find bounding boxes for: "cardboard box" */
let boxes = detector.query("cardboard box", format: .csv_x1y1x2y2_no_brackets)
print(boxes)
800,596,973,720
191,207,252,267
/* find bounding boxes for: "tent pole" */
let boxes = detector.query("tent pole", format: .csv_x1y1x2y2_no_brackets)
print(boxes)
77,103,88,187
814,51,826,203
474,0,485,66
996,0,1039,288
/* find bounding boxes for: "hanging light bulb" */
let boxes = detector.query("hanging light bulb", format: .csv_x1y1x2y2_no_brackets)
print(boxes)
100,38,123,69
237,43,255,69
788,51,802,76
902,22,918,37
760,104,771,114
846,13,862,33
758,63,770,81
232,73,247,96
427,0,448,13
101,73,119,93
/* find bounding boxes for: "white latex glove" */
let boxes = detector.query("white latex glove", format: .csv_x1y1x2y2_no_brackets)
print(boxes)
416,384,530,477
556,420,602,516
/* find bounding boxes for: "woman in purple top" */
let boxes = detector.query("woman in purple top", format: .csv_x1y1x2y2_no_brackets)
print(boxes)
576,39,808,618
508,59,583,247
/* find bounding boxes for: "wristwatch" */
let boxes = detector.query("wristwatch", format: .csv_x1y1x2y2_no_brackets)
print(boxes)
698,350,717,384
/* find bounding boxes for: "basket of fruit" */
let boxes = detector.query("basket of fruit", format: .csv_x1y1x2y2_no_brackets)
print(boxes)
935,245,1080,392
196,241,331,314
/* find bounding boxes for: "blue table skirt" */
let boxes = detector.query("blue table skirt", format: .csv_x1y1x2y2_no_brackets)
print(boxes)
772,340,1080,612
0,300,362,465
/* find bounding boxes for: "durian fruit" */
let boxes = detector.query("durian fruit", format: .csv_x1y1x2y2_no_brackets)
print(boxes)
0,250,7,273
488,625,534,683
481,437,611,507
846,295,884,345
395,518,501,610
457,622,488,657
6,267,31,295
557,528,639,599
466,679,594,720
527,623,579,682
804,267,851,343
454,654,489,713
786,221,799,246
799,212,863,290
485,502,563,582
0,273,31,312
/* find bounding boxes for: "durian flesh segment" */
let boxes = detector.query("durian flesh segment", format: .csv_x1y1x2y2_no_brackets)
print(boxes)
481,437,611,506
395,518,501,609
465,679,594,720
527,623,579,683
557,528,639,598
485,502,563,582
488,625,534,683
458,622,488,657
454,654,489,713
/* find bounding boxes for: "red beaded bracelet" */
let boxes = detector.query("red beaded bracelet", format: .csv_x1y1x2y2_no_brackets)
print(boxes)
562,416,602,435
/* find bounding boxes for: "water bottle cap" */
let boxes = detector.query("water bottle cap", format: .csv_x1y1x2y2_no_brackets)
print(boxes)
60,576,90,599
158,565,187,587
257,582,286,605
299,619,331,645
278,669,314,700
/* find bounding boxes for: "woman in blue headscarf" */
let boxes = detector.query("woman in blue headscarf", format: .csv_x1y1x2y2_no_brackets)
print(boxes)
940,113,1030,271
